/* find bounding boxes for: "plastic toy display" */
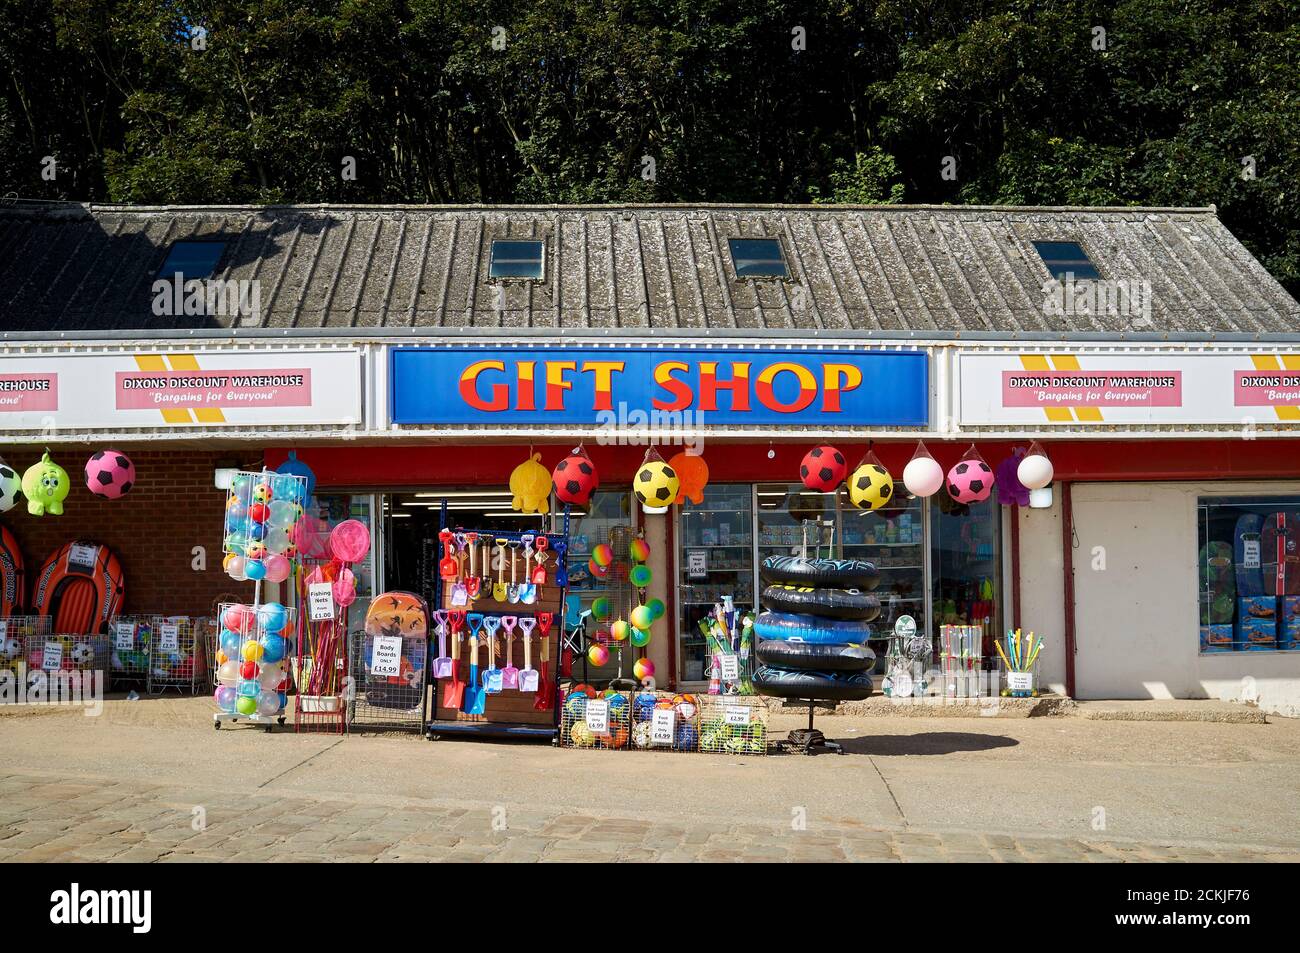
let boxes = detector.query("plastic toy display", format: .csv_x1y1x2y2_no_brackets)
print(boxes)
21,451,70,516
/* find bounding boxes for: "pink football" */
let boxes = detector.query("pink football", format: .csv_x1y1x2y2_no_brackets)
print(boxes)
85,450,135,500
946,459,994,504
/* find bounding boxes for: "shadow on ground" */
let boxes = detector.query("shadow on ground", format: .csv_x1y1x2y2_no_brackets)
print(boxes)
832,731,1019,756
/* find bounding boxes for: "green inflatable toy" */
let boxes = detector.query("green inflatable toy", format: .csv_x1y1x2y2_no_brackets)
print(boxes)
22,451,70,516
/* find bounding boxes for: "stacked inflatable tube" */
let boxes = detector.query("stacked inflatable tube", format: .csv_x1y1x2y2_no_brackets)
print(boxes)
753,556,879,703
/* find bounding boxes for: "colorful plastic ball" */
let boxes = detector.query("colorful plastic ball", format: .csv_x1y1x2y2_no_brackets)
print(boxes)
237,679,259,698
231,472,253,495
244,559,267,581
630,627,651,648
608,620,629,643
563,692,589,719
591,543,614,568
219,628,241,655
646,598,666,619
235,696,258,716
248,502,270,524
633,693,657,720
799,445,847,493
240,661,257,681
674,723,698,751
223,531,249,553
256,691,282,717
214,686,237,712
629,538,651,562
673,693,699,721
241,640,264,663
552,450,600,506
634,460,679,513
903,455,945,498
633,657,655,681
252,483,273,504
1018,453,1054,490
591,597,611,622
587,644,610,666
258,665,285,691
263,553,291,584
84,450,135,500
629,564,651,588
267,500,297,531
629,604,654,631
848,463,894,510
226,496,248,520
261,634,286,664
223,605,255,633
633,722,654,748
257,603,287,634
947,458,995,504
569,722,595,747
217,660,240,684
224,554,248,582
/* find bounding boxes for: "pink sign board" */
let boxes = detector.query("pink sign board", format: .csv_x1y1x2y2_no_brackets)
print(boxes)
0,373,58,413
1234,371,1300,406
114,368,312,410
1001,370,1183,408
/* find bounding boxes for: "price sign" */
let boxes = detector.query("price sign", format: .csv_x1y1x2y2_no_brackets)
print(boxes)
650,708,675,746
67,543,98,573
42,641,63,671
114,622,135,651
686,549,708,582
1007,672,1034,692
585,699,610,734
894,615,917,639
308,583,336,622
371,635,402,677
159,623,180,654
718,653,740,681
724,705,751,727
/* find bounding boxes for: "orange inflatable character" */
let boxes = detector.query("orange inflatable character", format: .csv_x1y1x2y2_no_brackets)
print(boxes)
667,451,709,505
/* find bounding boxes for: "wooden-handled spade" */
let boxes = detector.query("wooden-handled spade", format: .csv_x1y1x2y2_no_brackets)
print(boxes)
533,611,554,711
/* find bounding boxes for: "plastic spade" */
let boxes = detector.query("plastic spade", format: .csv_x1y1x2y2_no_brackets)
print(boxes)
465,533,481,599
553,539,569,587
500,615,520,688
519,534,537,603
438,530,458,579
463,613,486,713
532,536,549,584
518,616,539,691
440,612,463,708
533,612,554,711
482,615,504,693
492,539,508,602
506,543,521,604
451,533,469,605
432,609,453,678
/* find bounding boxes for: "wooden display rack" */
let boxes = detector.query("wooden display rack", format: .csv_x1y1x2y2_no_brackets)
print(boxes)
424,506,567,742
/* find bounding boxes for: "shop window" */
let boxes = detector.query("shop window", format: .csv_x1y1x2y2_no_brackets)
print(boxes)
929,492,1000,669
489,239,545,279
565,489,637,682
1197,497,1300,654
1032,240,1099,281
679,485,755,681
727,238,788,278
157,240,226,280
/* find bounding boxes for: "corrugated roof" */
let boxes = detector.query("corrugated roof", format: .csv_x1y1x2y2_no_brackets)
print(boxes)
0,202,1295,336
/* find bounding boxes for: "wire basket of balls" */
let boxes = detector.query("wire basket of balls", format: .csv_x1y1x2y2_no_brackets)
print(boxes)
1,616,48,691
147,616,213,695
629,690,701,753
24,630,109,697
697,695,769,756
561,685,632,750
109,616,154,686
213,602,295,725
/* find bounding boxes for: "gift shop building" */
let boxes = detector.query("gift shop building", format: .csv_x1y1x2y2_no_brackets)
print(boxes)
2,202,1299,715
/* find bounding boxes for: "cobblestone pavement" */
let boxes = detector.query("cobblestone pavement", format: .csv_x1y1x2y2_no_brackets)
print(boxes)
1,772,1296,863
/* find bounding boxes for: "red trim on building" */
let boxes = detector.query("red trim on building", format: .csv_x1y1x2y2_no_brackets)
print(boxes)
1061,482,1078,698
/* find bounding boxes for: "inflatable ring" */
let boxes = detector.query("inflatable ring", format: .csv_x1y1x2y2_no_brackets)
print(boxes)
753,611,871,645
752,666,874,701
755,639,875,673
760,555,879,591
761,584,880,621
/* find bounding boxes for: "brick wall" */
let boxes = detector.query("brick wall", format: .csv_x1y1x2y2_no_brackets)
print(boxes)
1,447,262,617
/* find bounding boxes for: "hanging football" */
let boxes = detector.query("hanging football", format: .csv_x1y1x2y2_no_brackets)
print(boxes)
848,463,894,510
799,445,847,493
0,459,20,513
85,450,136,500
635,461,679,513
947,459,995,504
552,449,599,505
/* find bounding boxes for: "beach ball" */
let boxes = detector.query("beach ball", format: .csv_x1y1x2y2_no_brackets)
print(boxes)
646,598,666,619
240,661,257,680
591,597,611,622
217,660,240,684
629,564,652,588
633,657,655,681
634,460,679,513
257,691,282,717
223,605,255,633
903,455,945,498
611,620,631,643
1018,452,1054,490
947,459,995,504
629,538,651,562
237,679,259,698
799,445,847,493
563,691,589,719
214,686,237,712
219,628,240,656
587,643,610,666
0,459,21,513
630,627,651,648
245,559,266,581
666,451,709,505
270,473,303,503
587,558,608,578
241,640,264,663
261,634,286,664
267,500,297,531
552,449,599,506
259,664,286,691
263,553,291,584
84,450,135,500
226,494,248,520
591,544,613,567
630,604,654,631
252,482,273,504
257,602,287,634
235,695,257,716
848,463,894,510
248,502,269,524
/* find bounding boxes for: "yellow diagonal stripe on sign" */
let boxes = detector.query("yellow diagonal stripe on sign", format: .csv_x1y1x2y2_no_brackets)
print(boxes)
134,354,193,424
1019,354,1074,421
1267,354,1300,421
165,354,227,424
1049,354,1103,421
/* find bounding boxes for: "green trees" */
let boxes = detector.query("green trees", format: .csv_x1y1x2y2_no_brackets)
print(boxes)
2,0,1296,292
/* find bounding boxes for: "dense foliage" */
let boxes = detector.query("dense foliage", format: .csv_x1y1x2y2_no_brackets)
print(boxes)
3,0,1296,292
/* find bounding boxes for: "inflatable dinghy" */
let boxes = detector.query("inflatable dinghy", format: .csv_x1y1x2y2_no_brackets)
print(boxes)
31,541,125,634
0,525,24,617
